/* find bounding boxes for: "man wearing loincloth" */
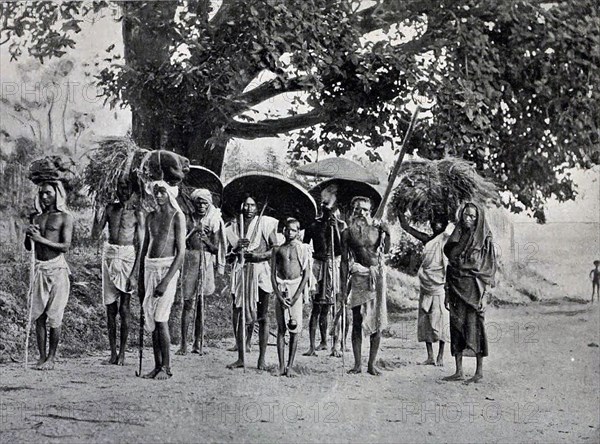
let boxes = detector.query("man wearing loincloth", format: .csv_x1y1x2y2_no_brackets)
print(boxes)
399,212,451,366
443,202,497,384
225,195,279,370
341,196,390,376
25,181,74,370
303,184,346,357
271,218,313,377
92,176,145,365
139,181,186,380
177,188,226,355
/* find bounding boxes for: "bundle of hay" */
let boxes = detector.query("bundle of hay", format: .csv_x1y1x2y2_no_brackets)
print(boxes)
82,137,145,208
28,155,79,191
389,157,499,225
82,137,191,212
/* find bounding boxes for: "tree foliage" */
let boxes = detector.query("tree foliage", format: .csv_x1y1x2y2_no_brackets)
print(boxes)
1,0,598,221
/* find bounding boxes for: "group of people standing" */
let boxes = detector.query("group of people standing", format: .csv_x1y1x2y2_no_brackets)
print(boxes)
25,172,497,385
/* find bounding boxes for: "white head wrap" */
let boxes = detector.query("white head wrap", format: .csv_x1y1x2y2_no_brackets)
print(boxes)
190,188,213,205
147,180,183,214
34,181,69,214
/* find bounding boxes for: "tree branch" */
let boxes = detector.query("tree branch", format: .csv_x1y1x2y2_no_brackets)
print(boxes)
231,75,313,115
356,0,434,34
224,109,325,139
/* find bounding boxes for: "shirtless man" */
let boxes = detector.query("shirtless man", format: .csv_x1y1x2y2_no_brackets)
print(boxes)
341,196,390,376
139,181,186,380
226,195,279,370
271,218,312,377
590,260,599,303
25,181,74,370
92,176,145,365
303,185,347,357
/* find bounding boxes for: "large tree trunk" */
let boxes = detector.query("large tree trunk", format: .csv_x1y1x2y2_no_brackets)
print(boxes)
122,2,228,176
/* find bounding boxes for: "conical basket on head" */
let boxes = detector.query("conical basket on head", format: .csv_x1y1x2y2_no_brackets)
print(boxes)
296,157,380,185
310,178,382,218
222,171,317,228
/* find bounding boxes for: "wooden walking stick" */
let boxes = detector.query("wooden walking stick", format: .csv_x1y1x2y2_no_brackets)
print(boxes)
239,213,246,372
135,265,145,377
24,240,35,370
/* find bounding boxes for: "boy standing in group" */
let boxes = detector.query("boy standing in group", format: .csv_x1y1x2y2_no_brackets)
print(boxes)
271,218,313,377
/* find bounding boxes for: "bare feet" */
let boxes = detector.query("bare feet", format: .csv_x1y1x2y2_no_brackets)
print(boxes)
367,365,381,376
286,367,297,378
227,345,238,352
154,367,172,380
347,366,362,374
191,347,205,355
257,360,268,371
435,356,444,367
274,366,286,377
102,354,118,365
303,349,317,357
226,359,244,369
464,374,483,385
143,368,161,379
35,357,46,368
442,372,465,382
330,348,342,358
116,353,125,366
175,347,188,356
418,358,435,366
316,342,328,351
37,359,55,371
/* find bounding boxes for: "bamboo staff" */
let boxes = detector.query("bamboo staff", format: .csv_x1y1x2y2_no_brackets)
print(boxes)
24,240,35,370
239,213,246,372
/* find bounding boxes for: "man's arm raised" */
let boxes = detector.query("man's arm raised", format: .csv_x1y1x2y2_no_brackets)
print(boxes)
91,206,108,240
398,212,431,245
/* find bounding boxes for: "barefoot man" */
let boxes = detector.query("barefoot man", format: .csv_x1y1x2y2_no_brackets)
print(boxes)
25,181,74,370
271,218,313,377
303,184,346,357
341,196,390,376
177,188,226,355
92,176,145,365
398,212,451,366
226,195,279,370
443,202,497,384
140,181,186,380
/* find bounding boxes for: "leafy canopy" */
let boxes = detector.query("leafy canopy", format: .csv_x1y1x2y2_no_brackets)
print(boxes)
1,0,598,221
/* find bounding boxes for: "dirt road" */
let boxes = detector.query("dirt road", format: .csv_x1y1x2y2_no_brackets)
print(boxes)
1,301,598,443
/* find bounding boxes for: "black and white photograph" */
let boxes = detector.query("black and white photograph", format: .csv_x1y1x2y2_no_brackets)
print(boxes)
0,1,598,442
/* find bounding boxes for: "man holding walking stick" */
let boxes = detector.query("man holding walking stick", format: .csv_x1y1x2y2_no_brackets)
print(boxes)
226,195,279,371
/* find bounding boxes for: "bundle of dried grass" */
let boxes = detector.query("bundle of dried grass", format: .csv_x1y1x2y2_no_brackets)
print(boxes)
81,136,147,209
389,157,499,224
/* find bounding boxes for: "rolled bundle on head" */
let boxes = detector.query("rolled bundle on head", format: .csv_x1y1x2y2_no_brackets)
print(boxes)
389,156,499,226
28,155,79,192
138,150,190,186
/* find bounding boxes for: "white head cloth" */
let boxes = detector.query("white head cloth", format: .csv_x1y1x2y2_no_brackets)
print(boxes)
34,181,69,214
147,180,183,214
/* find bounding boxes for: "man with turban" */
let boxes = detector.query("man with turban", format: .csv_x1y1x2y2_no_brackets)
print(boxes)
139,180,186,380
25,180,74,370
177,188,226,355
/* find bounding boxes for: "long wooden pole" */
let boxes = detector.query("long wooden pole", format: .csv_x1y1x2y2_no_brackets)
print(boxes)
239,214,246,373
24,241,35,370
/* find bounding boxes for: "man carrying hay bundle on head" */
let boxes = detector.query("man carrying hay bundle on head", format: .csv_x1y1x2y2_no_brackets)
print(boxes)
92,173,145,366
25,157,75,370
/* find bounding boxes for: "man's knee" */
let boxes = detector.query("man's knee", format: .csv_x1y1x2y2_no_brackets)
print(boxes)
107,302,118,317
119,303,130,318
352,307,362,329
